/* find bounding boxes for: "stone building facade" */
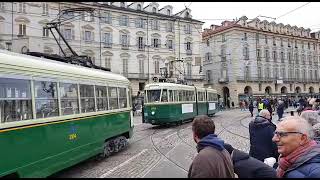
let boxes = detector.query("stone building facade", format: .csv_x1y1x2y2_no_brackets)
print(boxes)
0,2,204,96
202,16,320,107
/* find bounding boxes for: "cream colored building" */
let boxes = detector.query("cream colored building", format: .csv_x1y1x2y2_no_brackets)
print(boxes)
0,2,204,96
202,16,320,107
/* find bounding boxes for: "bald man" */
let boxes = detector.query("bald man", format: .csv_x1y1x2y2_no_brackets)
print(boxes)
272,116,320,178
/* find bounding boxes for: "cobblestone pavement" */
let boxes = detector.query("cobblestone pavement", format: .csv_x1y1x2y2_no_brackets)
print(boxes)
52,107,296,178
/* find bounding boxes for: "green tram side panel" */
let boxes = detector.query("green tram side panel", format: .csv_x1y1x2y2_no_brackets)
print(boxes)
143,102,197,125
197,102,208,116
208,102,219,115
0,111,132,178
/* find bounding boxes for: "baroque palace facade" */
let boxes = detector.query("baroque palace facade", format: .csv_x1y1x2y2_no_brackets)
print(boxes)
202,16,320,107
0,2,204,96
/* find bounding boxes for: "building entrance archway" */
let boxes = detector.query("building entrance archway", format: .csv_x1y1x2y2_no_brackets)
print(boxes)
222,87,230,108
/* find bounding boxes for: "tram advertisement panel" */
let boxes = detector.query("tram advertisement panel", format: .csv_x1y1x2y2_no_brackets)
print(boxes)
182,104,193,113
209,103,216,110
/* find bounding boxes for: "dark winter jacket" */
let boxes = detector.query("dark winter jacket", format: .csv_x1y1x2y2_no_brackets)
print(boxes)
249,116,279,162
232,148,277,178
249,103,254,111
283,145,320,178
188,134,234,178
277,103,285,114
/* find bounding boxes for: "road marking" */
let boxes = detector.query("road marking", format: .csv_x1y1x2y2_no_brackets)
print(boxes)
99,149,148,178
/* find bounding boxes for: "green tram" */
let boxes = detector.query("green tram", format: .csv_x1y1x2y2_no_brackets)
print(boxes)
0,50,133,178
143,83,219,125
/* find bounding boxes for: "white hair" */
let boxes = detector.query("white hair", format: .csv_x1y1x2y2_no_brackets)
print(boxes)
259,109,270,118
282,116,314,139
300,111,320,126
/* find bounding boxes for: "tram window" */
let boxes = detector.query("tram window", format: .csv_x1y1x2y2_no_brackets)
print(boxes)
147,89,161,103
34,81,59,118
60,83,79,115
168,90,173,102
80,84,95,113
96,85,108,111
161,89,168,102
173,90,178,102
198,92,203,101
108,87,119,109
119,87,127,108
190,91,195,101
179,91,184,101
0,78,32,123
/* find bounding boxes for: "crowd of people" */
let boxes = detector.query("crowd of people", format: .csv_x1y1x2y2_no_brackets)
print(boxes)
188,97,320,178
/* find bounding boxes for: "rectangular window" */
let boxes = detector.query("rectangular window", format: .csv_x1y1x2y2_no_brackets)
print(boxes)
123,59,128,76
139,59,144,75
80,84,95,113
105,57,111,69
121,34,128,48
108,87,118,110
18,3,26,13
138,37,144,50
42,3,48,15
281,52,284,63
60,83,79,115
258,67,262,78
265,50,269,61
0,78,32,122
152,38,159,48
222,34,226,42
118,88,127,108
34,81,59,118
135,17,144,28
84,31,92,41
43,27,49,37
64,29,72,40
103,32,112,47
152,19,159,30
119,15,128,26
243,47,249,60
280,38,283,47
101,11,112,24
167,21,174,32
273,36,276,46
167,40,173,49
244,32,247,41
185,24,192,34
155,60,159,74
265,35,268,44
257,49,261,60
281,68,286,79
256,33,259,43
96,86,108,111
18,24,26,36
84,12,94,22
273,51,277,62
186,42,191,50
0,2,5,11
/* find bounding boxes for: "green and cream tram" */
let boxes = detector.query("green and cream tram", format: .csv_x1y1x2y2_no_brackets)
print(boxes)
0,50,133,178
143,83,219,125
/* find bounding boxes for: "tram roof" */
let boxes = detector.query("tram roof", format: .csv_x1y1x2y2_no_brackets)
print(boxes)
145,82,196,90
0,50,130,85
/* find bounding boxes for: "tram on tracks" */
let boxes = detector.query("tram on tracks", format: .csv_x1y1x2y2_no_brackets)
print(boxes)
143,83,219,125
0,50,133,178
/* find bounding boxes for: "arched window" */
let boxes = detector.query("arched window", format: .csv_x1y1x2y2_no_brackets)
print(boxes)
120,2,125,8
185,12,189,18
137,4,141,10
152,7,156,13
167,9,171,16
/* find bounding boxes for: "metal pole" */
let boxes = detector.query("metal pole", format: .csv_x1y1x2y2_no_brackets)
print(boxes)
99,8,102,67
147,16,150,83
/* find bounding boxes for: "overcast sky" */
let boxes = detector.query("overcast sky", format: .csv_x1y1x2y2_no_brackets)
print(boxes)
151,2,320,32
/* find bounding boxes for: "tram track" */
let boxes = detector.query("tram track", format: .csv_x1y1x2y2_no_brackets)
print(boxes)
217,114,250,140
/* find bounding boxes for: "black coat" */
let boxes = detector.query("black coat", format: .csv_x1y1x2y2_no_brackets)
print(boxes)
232,149,277,178
277,103,285,114
249,116,279,162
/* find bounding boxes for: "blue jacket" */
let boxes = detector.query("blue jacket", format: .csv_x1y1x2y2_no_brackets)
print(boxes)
196,134,224,152
284,145,320,178
249,116,279,161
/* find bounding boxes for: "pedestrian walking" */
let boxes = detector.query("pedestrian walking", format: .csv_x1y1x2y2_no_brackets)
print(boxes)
249,101,254,117
277,100,285,121
258,101,264,113
188,115,234,178
223,143,277,178
272,116,320,178
249,109,279,162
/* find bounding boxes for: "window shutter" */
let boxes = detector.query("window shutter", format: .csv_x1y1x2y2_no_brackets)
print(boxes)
127,34,130,46
92,32,94,41
158,39,161,48
136,37,139,47
110,33,113,44
143,37,146,47
151,38,154,47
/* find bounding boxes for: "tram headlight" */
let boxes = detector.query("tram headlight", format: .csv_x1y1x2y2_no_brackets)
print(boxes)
151,111,155,115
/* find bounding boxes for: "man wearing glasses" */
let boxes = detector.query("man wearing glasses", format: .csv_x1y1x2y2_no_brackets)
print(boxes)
272,116,320,178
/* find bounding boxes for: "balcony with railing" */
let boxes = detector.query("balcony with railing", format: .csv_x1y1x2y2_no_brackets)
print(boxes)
121,44,129,50
186,49,192,55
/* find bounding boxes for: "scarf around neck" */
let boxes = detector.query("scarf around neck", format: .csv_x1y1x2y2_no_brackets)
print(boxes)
276,140,319,178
